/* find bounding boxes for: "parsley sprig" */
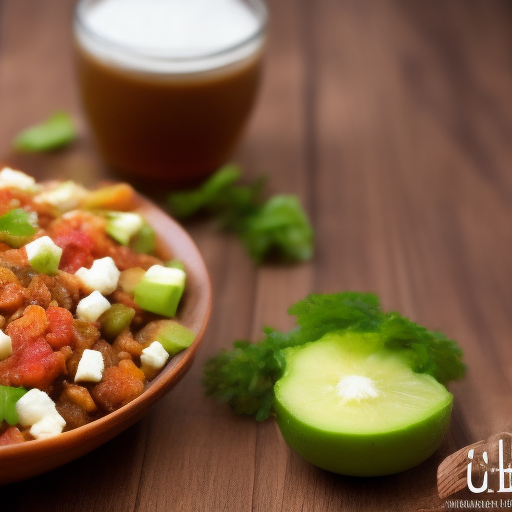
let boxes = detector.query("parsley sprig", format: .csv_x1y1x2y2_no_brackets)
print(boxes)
168,165,314,263
203,292,466,421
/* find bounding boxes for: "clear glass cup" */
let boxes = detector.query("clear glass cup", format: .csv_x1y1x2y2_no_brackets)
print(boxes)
74,0,267,185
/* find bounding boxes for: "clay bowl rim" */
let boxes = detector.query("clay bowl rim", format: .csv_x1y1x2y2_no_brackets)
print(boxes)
0,191,212,460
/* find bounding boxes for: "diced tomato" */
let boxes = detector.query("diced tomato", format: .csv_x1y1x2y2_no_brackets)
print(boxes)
0,337,67,389
6,305,48,351
0,427,25,446
6,305,49,351
53,229,95,274
46,307,75,349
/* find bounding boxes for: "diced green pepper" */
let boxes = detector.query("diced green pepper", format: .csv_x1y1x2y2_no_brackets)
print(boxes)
154,320,196,356
0,209,38,248
130,223,156,254
0,386,27,426
99,304,136,339
134,265,186,318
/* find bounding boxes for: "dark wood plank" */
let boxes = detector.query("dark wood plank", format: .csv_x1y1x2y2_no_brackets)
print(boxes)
2,0,512,511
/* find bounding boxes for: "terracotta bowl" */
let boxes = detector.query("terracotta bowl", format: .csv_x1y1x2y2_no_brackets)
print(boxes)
0,194,212,484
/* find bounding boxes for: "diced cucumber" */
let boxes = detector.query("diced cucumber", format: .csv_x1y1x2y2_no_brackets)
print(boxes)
153,320,196,356
134,265,186,318
100,304,136,339
106,212,144,246
164,259,185,272
130,223,156,254
25,236,63,275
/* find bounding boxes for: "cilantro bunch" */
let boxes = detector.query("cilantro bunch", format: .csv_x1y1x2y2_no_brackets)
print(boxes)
168,165,314,263
203,292,466,421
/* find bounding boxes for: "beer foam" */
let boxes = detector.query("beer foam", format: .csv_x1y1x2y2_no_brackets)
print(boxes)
76,0,265,74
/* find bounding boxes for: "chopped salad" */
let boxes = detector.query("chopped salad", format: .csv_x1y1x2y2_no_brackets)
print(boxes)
0,168,195,445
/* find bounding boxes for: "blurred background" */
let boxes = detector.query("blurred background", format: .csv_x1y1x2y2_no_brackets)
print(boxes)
2,1,512,511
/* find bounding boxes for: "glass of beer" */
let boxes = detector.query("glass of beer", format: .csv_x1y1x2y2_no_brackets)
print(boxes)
74,0,267,184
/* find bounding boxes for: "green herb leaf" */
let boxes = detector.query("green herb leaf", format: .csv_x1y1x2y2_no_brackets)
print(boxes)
0,386,27,426
168,166,314,264
203,328,301,421
168,165,242,218
238,195,313,263
203,292,466,420
380,313,466,384
13,111,76,152
288,292,384,343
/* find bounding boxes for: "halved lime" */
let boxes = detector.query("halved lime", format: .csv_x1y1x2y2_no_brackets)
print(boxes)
274,332,453,476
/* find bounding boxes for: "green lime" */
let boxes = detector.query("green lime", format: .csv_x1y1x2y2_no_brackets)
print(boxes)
274,332,453,476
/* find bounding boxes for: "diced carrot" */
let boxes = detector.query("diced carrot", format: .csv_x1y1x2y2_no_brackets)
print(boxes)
118,359,146,382
91,365,144,413
82,184,136,211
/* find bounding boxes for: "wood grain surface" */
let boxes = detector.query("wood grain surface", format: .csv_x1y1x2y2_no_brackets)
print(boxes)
1,0,512,510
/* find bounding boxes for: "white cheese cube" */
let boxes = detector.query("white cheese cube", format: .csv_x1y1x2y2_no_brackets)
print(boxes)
34,181,88,212
15,389,66,440
25,235,63,264
75,257,120,295
0,330,12,361
0,167,36,191
143,265,186,286
75,349,105,383
16,389,60,426
141,341,169,371
76,291,111,322
29,412,66,440
106,212,144,245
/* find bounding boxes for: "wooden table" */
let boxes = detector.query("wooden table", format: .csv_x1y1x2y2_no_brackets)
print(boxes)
2,1,512,510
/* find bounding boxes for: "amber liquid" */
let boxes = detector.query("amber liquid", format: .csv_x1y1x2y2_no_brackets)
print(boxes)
75,43,263,184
